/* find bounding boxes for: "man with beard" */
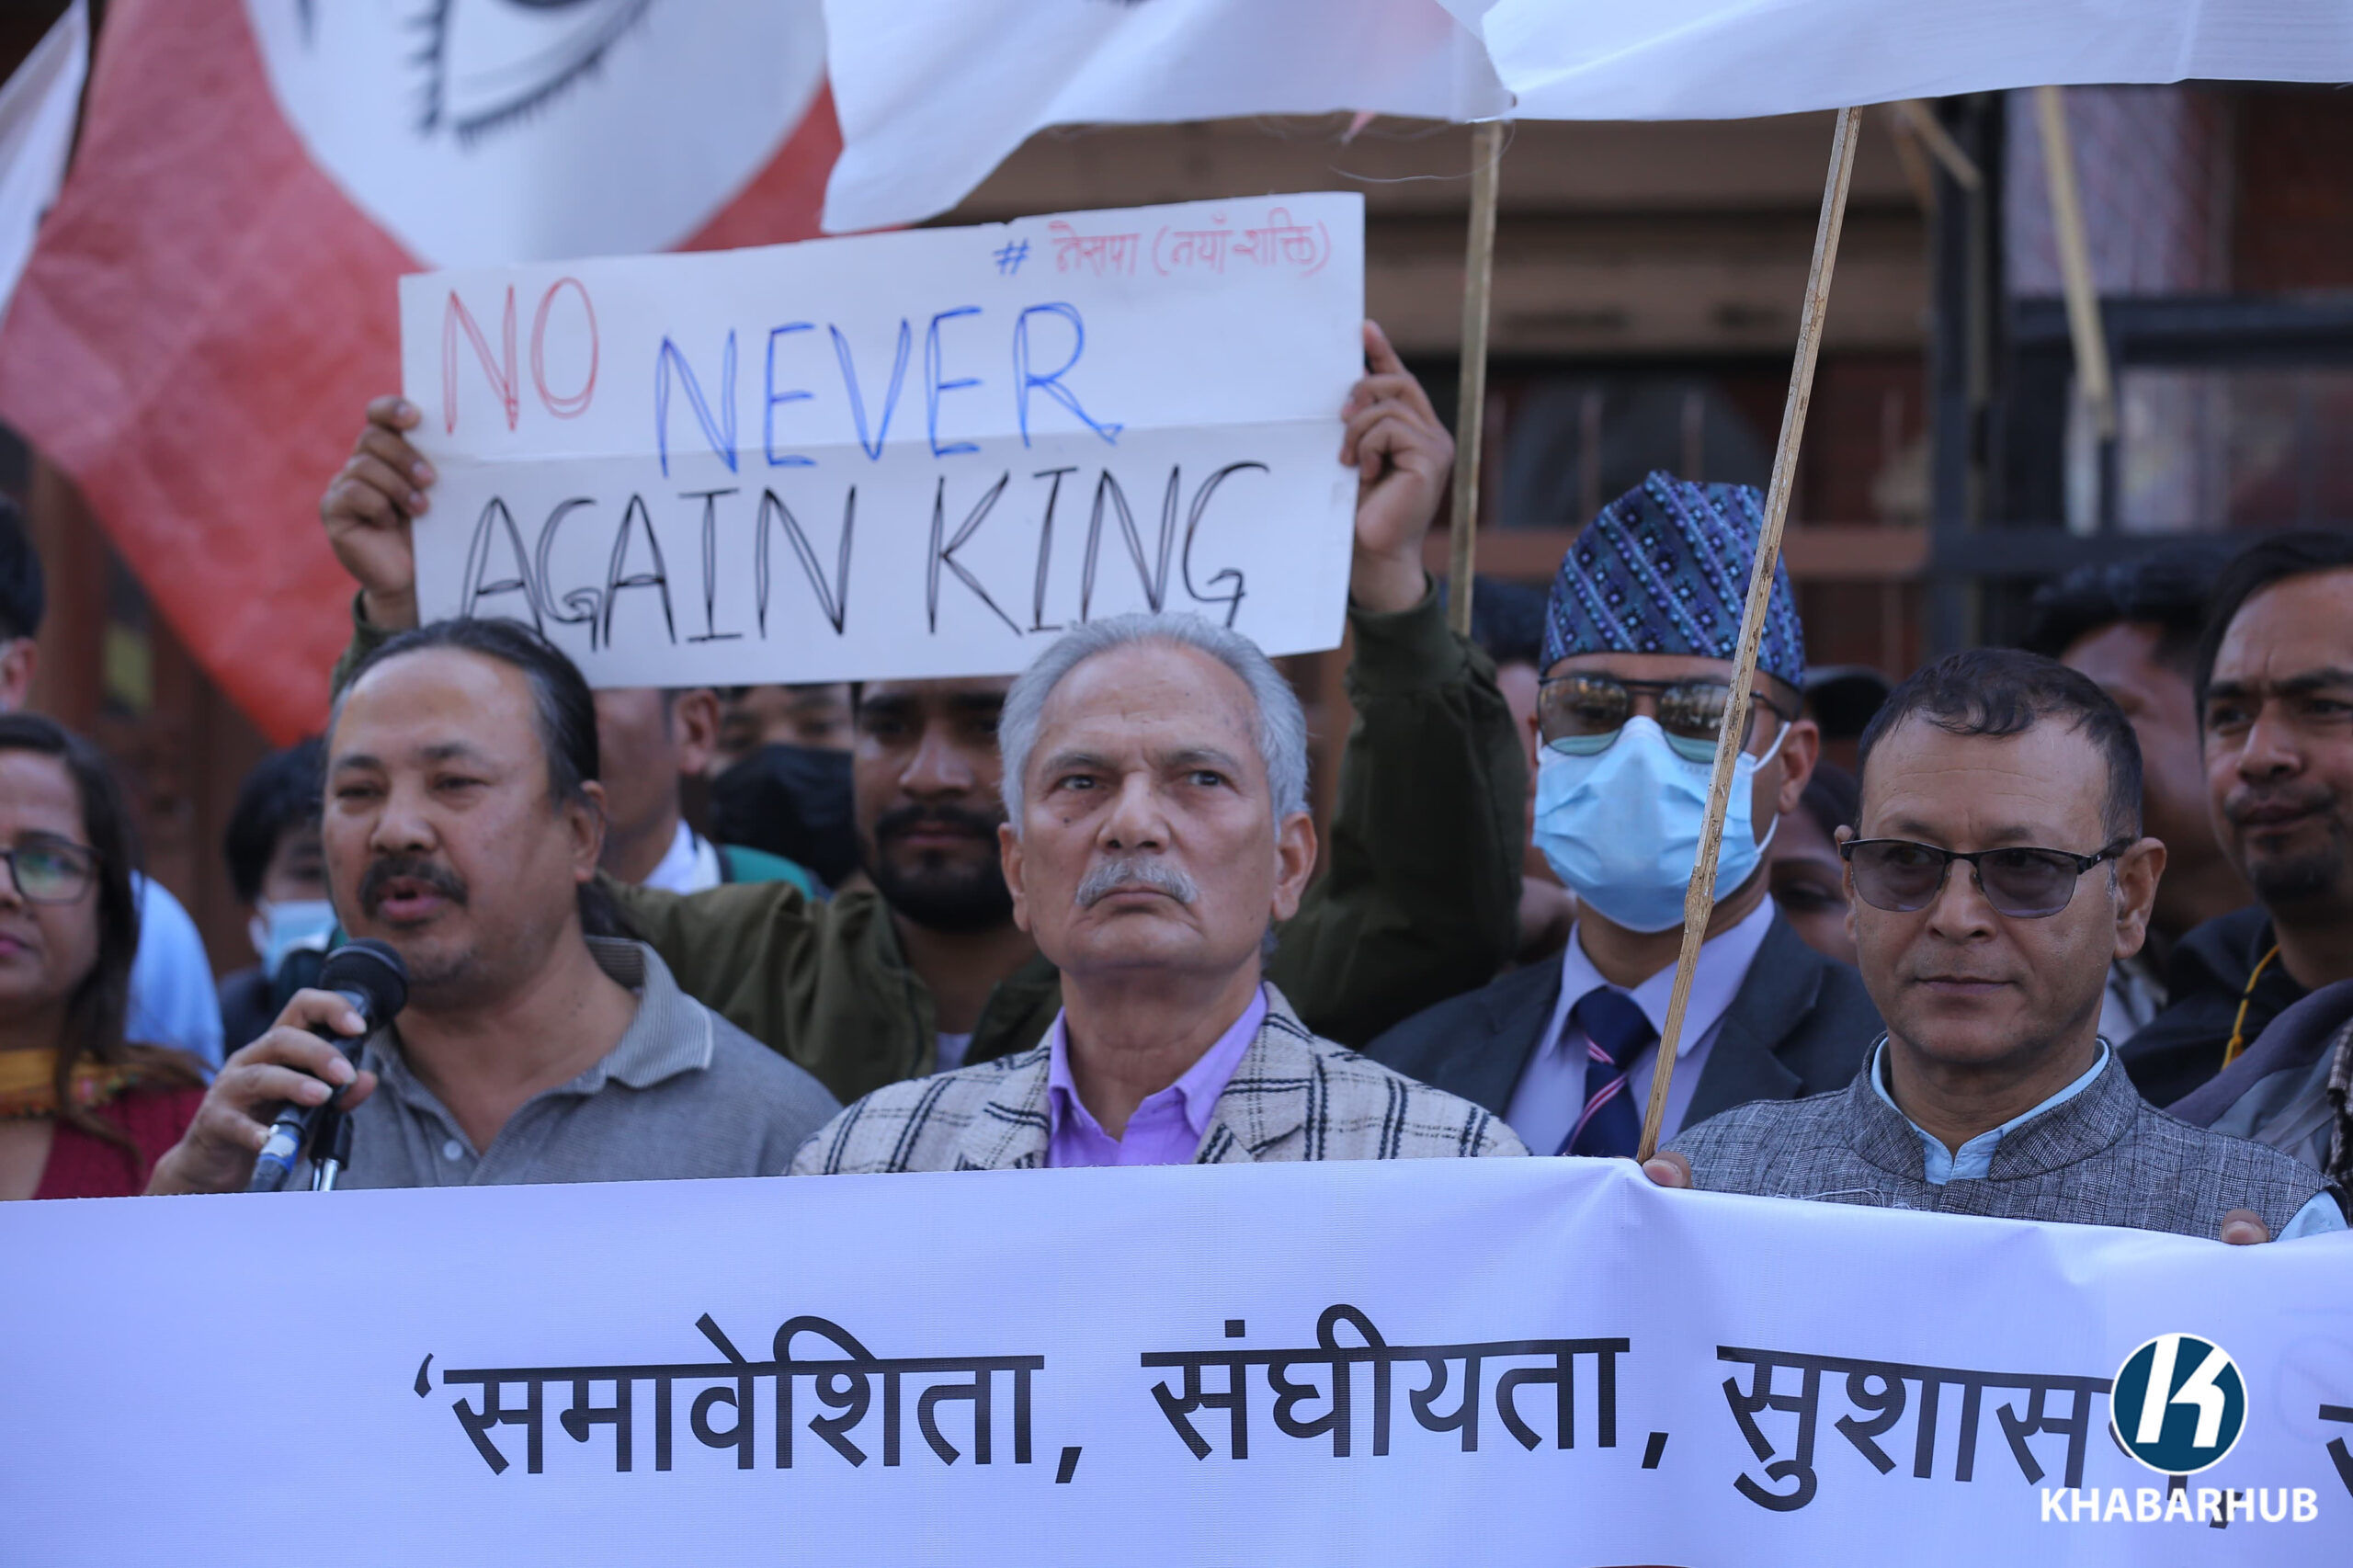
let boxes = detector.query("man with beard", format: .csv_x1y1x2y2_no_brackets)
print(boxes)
2117,533,2353,1098
147,619,839,1193
316,324,1524,1104
2139,534,2353,1182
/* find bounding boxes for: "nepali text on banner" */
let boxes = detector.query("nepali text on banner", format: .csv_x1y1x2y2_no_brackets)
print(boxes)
7,1158,2350,1563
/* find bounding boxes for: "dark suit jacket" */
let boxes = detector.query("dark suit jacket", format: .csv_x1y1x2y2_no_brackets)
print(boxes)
1361,911,1882,1137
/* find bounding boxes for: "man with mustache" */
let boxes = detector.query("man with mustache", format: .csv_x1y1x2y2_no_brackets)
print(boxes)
318,324,1525,1105
2154,533,2353,1189
795,613,1521,1171
1644,649,2344,1241
148,619,839,1194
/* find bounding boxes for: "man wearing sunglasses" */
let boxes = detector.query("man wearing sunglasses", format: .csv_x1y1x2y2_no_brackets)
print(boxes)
1649,649,2344,1242
1369,474,1879,1157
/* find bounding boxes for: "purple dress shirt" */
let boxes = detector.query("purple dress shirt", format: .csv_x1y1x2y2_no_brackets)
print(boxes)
1044,987,1268,1168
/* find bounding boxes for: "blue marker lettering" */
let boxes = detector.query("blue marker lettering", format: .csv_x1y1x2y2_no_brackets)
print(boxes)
831,321,912,461
926,306,983,459
1015,303,1121,449
763,324,815,468
654,332,738,477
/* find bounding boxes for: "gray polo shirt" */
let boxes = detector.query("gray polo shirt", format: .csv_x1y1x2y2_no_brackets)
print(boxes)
319,938,839,1188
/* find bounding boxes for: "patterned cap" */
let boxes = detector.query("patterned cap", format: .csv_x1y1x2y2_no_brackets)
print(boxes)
1541,472,1806,687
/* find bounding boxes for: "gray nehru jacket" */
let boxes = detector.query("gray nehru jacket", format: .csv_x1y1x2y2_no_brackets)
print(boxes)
1666,1047,2345,1241
318,938,840,1188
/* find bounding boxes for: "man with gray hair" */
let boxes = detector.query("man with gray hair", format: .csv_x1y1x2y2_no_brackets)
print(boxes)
793,614,1523,1172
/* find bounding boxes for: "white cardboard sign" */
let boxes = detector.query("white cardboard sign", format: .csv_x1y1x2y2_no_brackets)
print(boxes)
399,195,1365,687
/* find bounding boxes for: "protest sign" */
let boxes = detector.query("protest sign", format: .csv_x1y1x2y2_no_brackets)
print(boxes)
400,194,1366,688
6,1159,2347,1565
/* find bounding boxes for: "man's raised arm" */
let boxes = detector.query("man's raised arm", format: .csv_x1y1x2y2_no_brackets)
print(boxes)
1266,323,1523,1046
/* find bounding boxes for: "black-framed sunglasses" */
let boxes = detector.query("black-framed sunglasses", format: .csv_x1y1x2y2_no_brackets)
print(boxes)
1537,675,1790,763
0,839,100,905
1839,837,2128,920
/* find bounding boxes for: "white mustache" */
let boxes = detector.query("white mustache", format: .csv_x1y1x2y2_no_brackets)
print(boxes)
1076,857,1199,908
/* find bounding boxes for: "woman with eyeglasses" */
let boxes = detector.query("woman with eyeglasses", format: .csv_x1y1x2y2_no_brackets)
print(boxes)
0,714,207,1199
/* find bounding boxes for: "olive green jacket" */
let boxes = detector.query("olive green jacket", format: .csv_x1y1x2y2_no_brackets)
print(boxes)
335,589,1524,1106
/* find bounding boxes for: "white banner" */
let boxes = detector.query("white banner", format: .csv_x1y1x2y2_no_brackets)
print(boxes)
400,195,1364,688
821,0,2353,233
818,0,1504,233
6,1159,2349,1565
1441,0,2353,123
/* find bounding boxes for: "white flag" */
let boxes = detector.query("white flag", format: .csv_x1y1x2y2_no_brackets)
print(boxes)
819,0,1506,233
1441,0,2353,121
0,0,86,327
243,0,829,266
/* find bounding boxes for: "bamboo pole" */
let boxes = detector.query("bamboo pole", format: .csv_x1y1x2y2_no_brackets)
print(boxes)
1891,99,1983,192
1635,105,1863,1163
2036,85,2116,445
1446,119,1506,638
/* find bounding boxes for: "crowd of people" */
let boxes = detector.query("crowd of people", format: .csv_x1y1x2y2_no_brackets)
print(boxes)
2,322,2345,1248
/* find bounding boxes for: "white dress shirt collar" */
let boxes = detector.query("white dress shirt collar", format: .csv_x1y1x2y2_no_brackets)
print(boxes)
1553,894,1778,1060
640,819,723,895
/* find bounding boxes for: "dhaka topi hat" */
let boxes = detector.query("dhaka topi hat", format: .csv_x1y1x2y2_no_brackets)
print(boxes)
1541,471,1806,687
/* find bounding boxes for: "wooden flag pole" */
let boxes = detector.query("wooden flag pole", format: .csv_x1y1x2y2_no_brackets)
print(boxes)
2035,86,2117,446
1447,119,1506,638
1635,106,1863,1163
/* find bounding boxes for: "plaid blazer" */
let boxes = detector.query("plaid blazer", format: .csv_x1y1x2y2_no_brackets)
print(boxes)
790,987,1526,1174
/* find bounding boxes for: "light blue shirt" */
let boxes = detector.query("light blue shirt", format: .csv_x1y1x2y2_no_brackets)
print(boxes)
1506,898,1776,1155
1869,1040,2346,1241
129,874,223,1067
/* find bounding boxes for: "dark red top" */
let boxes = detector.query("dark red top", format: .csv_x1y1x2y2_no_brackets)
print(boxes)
32,1085,205,1199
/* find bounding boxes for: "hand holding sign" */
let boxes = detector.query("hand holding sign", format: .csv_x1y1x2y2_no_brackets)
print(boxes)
321,396,434,633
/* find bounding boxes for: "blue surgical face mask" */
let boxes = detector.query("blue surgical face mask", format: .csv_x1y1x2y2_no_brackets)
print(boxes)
248,898,337,978
1533,716,1786,934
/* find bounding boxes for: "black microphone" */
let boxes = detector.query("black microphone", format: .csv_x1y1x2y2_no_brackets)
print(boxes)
246,939,410,1193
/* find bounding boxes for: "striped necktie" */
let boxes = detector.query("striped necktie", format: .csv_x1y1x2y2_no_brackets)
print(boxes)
1559,986,1656,1158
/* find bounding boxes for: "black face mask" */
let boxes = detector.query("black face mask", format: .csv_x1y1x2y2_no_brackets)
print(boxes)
707,744,858,890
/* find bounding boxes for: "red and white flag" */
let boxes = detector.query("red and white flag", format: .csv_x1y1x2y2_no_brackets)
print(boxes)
0,0,839,741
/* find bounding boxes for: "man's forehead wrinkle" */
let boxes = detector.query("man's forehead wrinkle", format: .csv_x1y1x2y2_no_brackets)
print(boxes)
1864,734,2107,844
334,727,517,769
1165,744,1248,768
2222,666,2353,696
